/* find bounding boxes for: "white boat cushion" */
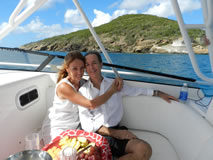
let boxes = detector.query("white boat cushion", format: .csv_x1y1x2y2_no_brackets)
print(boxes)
130,129,179,160
120,95,213,160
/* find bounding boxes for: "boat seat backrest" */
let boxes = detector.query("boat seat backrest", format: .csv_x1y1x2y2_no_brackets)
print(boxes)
120,96,213,160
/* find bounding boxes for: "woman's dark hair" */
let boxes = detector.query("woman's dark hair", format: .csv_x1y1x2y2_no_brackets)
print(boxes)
57,51,85,83
85,51,102,63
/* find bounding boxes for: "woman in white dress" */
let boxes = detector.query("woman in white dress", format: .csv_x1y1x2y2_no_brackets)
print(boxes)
41,51,122,144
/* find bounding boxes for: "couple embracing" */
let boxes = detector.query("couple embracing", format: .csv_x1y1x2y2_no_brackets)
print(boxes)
41,50,178,160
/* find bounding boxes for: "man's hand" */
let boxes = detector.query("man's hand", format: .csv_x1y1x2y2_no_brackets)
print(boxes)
110,77,123,93
154,90,179,103
114,77,123,91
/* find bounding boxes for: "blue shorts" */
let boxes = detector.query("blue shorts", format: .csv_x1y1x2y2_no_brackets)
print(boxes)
103,126,129,158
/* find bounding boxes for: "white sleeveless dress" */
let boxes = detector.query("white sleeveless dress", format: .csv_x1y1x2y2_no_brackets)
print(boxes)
41,78,84,144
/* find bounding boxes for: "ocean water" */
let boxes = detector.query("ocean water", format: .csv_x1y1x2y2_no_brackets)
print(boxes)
39,51,213,96
104,53,213,96
1,49,213,96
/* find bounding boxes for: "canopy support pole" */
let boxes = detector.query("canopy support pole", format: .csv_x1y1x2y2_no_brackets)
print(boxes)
72,0,119,78
171,0,213,83
0,0,47,41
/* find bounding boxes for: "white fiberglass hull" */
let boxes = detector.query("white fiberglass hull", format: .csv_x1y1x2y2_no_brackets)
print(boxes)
1,70,213,160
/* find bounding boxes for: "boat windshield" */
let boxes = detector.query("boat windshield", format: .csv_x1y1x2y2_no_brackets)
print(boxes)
0,47,65,72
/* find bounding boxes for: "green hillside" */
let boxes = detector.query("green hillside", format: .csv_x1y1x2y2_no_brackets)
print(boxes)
20,14,204,53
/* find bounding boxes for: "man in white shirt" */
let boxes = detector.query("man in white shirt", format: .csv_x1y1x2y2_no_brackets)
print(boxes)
78,51,178,160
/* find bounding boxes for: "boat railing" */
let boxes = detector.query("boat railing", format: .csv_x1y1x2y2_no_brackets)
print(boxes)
171,0,213,84
0,47,195,82
0,0,47,41
0,61,195,84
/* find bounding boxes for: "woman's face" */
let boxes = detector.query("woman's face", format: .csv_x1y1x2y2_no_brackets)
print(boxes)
66,59,85,82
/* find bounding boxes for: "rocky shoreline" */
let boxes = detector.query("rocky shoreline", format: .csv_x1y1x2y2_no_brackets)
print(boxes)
20,38,209,54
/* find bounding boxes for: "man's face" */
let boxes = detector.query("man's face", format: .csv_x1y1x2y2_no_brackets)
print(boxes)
85,54,102,79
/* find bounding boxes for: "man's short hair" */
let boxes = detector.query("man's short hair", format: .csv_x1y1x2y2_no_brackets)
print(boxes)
85,51,102,63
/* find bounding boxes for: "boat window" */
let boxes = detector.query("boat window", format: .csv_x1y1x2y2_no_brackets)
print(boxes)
19,89,38,106
16,86,39,110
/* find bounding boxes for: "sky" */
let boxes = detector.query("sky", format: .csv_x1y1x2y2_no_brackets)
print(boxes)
0,0,203,48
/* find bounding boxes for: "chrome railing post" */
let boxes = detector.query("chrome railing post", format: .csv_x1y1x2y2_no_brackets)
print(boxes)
0,0,47,41
171,0,213,83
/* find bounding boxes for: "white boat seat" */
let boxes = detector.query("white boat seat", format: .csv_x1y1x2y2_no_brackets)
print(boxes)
120,95,213,160
130,129,179,160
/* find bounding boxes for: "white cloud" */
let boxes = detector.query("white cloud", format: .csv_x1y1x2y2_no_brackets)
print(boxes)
64,9,86,27
92,9,111,27
90,0,201,27
144,0,201,17
14,17,78,39
91,9,137,27
143,1,172,17
112,9,137,19
64,8,137,28
119,0,201,18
